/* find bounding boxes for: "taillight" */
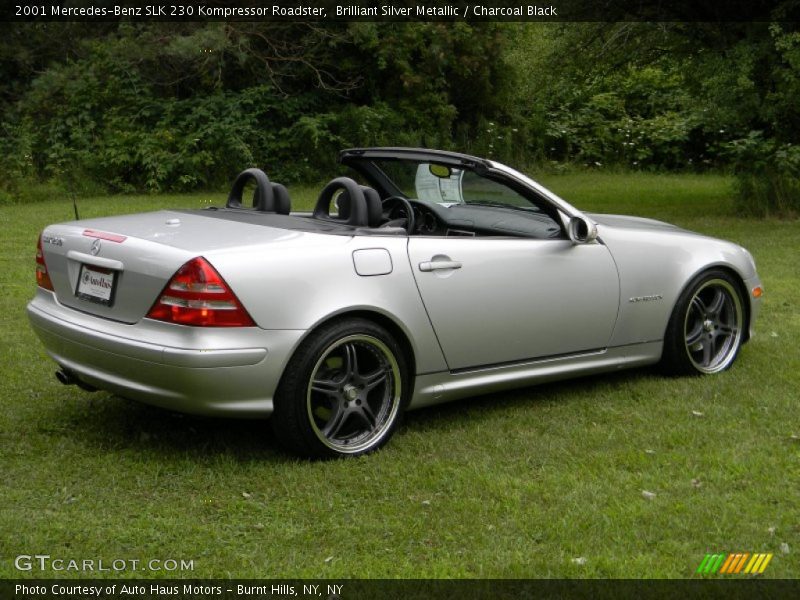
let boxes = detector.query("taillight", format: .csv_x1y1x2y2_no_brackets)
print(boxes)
146,257,255,327
36,234,54,291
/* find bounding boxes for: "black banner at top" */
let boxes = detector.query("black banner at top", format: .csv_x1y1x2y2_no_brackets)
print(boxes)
3,0,800,22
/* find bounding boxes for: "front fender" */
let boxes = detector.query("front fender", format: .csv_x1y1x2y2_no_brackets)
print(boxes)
602,227,758,347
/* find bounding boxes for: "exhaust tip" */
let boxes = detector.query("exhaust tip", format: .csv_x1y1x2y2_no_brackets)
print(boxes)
55,369,76,386
55,368,97,392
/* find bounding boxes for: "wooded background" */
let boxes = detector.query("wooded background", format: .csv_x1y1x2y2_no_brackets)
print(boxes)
2,20,799,215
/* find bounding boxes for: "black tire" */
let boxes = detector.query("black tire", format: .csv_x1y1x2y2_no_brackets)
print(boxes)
272,318,409,458
661,269,745,375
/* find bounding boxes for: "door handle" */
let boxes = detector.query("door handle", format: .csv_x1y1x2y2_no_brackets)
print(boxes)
419,260,462,272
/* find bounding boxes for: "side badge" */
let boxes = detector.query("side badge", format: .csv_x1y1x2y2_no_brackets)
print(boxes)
629,294,663,303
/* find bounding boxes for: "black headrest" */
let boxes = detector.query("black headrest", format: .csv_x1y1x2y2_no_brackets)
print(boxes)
270,183,291,215
313,177,369,226
361,186,383,227
226,168,274,210
226,169,291,214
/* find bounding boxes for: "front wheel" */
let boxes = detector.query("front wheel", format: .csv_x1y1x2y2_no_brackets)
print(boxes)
661,270,745,375
272,318,408,458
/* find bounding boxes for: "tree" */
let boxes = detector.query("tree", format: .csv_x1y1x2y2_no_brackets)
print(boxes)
0,21,516,197
511,18,800,214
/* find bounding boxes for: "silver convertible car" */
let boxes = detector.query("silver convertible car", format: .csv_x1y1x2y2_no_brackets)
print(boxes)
28,148,763,458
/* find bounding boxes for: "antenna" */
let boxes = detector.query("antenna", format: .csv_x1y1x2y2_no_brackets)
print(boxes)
66,177,80,221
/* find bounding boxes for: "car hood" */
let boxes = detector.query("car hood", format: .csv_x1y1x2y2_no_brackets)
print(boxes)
587,213,687,233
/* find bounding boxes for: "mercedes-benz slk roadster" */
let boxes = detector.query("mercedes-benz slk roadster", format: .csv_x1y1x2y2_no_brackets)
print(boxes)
28,148,763,458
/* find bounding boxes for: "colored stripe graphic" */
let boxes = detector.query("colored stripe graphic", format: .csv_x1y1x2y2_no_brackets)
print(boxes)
696,554,726,574
733,553,750,573
695,554,712,573
697,552,774,575
758,553,773,573
744,554,761,574
719,554,736,574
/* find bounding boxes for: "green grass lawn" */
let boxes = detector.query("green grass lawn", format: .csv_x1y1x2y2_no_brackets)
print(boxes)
0,173,798,579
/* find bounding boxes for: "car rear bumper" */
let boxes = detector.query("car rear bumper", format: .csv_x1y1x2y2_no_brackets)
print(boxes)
27,290,305,417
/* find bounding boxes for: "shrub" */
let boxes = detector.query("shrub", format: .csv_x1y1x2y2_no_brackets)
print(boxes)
729,131,800,217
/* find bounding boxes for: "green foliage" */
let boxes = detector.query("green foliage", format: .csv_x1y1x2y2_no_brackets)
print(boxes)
511,25,727,171
0,22,515,198
506,20,800,217
542,79,702,170
3,20,800,217
730,132,800,217
709,23,800,216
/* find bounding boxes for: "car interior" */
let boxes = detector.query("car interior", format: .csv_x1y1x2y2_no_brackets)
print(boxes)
200,164,564,240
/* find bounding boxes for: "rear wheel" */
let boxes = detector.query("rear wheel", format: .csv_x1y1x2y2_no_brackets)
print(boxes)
272,318,408,458
661,270,745,375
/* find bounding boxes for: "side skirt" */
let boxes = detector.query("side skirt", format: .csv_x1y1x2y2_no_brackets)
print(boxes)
408,341,663,410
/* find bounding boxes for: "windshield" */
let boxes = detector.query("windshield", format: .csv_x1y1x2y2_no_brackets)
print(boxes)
371,159,538,211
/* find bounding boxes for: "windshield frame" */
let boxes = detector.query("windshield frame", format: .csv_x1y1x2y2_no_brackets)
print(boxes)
340,148,565,224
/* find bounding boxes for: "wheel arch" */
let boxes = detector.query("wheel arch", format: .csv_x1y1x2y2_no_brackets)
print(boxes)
292,307,418,390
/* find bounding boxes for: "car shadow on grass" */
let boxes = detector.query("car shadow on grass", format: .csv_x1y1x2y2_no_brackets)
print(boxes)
41,392,282,461
401,366,663,431
40,366,663,460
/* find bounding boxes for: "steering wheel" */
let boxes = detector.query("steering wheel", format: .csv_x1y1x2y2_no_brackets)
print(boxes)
380,195,416,235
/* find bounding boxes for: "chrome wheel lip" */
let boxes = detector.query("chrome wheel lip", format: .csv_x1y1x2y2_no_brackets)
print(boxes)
306,334,401,454
683,278,743,374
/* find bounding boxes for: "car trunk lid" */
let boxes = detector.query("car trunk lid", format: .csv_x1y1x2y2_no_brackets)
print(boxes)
38,210,332,324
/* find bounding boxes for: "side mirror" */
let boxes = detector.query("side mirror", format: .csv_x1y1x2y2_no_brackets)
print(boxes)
567,216,598,244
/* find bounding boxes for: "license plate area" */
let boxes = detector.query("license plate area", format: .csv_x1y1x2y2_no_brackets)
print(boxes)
76,264,117,306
